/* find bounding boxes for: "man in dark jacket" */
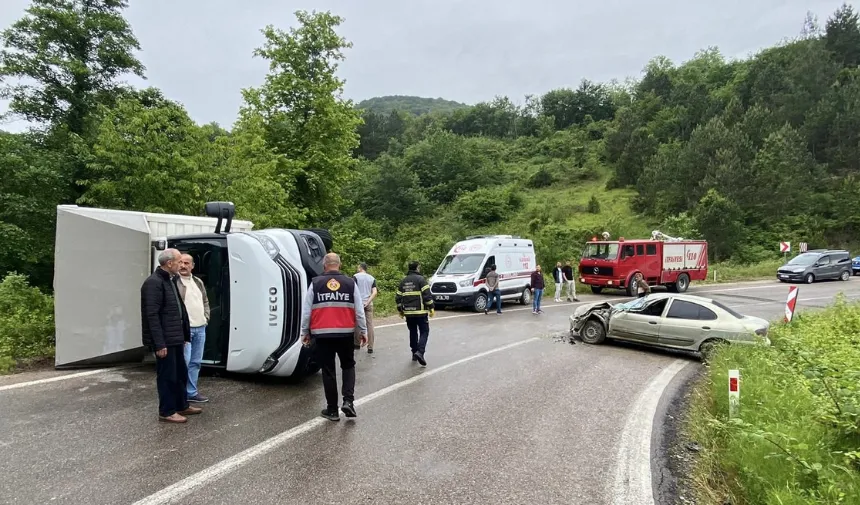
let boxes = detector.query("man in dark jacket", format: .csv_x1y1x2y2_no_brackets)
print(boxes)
530,265,545,314
395,260,435,366
141,248,200,424
300,253,367,421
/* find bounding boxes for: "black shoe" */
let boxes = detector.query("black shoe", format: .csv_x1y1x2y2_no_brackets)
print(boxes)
341,400,357,418
320,408,340,421
413,351,426,367
412,353,418,361
367,348,374,354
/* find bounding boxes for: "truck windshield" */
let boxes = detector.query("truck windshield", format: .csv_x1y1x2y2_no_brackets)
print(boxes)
437,254,485,275
582,243,619,260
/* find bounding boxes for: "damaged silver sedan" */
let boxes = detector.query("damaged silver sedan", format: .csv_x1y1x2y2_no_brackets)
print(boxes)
568,293,771,359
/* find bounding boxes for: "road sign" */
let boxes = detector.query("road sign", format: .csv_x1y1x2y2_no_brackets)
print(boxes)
785,285,799,323
780,242,791,253
799,242,808,253
728,369,740,418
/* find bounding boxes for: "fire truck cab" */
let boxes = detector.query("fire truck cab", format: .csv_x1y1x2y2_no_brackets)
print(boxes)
578,231,708,296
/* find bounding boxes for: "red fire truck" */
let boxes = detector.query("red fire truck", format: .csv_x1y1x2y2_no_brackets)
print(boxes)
578,231,708,296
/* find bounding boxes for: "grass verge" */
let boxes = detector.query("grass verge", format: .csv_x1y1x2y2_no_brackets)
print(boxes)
700,258,784,284
686,298,860,504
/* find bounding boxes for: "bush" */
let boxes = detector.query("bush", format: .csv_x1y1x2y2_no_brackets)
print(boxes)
454,185,523,226
527,166,555,188
687,300,860,504
587,194,601,214
0,273,55,373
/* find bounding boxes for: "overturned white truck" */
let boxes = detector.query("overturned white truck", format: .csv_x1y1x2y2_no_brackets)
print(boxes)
54,202,331,378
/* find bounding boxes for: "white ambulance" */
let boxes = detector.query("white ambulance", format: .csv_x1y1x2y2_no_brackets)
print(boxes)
429,235,537,312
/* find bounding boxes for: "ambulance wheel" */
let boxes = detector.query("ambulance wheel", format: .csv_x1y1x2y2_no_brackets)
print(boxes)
590,286,603,294
473,292,488,312
520,288,531,305
306,228,334,252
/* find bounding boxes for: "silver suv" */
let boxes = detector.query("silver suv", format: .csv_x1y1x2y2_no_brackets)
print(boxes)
777,249,852,284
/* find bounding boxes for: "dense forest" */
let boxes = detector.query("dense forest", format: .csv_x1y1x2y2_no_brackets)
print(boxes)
3,0,860,303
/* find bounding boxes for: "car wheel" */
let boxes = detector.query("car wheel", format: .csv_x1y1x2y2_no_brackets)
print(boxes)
590,286,603,295
473,292,488,312
580,319,606,345
520,288,531,305
841,270,850,281
699,339,728,363
805,273,815,284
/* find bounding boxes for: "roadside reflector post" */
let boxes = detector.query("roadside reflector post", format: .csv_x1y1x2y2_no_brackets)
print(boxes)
728,369,740,418
785,285,799,323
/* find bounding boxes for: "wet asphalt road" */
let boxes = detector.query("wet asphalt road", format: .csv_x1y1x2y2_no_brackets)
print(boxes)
1,279,858,505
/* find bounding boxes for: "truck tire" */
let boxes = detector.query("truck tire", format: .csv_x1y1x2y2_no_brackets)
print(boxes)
580,319,607,345
306,228,334,252
473,292,488,312
669,273,690,293
626,276,639,297
590,286,603,295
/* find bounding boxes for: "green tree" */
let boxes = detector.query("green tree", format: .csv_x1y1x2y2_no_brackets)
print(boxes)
404,130,490,204
355,154,429,227
693,189,744,261
241,10,362,224
587,194,601,214
824,3,860,67
0,0,145,134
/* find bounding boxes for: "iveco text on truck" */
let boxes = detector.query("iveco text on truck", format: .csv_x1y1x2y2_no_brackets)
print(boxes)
578,231,708,296
54,202,332,378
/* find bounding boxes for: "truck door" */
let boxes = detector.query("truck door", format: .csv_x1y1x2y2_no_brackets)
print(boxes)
169,237,230,367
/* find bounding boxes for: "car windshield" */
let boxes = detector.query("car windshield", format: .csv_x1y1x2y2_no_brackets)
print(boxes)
787,253,818,266
582,243,619,260
615,298,647,311
436,254,485,275
711,299,745,319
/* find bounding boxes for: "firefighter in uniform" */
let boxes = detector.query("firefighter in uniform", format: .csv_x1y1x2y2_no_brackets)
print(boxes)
395,260,435,366
300,253,367,421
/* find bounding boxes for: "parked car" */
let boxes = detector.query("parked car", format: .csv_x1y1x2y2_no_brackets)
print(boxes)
568,293,770,360
852,255,860,276
776,249,852,284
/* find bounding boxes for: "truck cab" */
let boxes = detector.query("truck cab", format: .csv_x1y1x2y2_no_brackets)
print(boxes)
54,202,330,378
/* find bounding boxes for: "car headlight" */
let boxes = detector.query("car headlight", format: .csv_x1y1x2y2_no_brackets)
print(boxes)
247,232,280,260
459,277,474,287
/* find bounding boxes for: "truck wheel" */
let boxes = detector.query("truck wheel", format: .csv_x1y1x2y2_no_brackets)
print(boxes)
473,292,488,312
580,319,606,345
626,277,639,297
520,288,531,305
676,273,690,293
590,286,603,295
306,228,333,251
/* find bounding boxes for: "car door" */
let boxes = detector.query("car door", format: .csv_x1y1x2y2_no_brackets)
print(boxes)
658,299,718,349
608,298,668,345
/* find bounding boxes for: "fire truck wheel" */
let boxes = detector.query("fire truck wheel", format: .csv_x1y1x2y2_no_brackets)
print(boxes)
671,273,690,293
626,277,638,297
590,286,603,295
580,319,606,345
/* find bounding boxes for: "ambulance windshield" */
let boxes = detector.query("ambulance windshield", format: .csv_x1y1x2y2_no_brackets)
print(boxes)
582,243,619,260
437,254,485,275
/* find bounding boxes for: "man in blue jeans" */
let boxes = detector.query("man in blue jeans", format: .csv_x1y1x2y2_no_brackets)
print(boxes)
530,264,545,314
178,254,211,403
484,264,502,314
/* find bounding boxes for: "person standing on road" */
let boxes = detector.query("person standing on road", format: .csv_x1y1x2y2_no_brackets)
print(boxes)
530,265,545,314
395,260,435,366
563,260,579,302
353,263,378,354
141,249,201,424
177,254,210,404
552,262,564,302
484,264,502,315
300,253,367,422
634,272,651,298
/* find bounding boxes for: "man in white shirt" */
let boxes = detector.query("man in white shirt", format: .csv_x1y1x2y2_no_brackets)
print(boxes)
353,263,378,354
177,254,211,403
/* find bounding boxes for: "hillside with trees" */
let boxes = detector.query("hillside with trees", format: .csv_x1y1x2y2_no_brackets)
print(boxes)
3,0,860,369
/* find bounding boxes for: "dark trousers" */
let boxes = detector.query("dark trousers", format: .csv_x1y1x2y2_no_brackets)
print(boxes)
487,289,502,313
155,345,189,417
314,336,356,409
406,315,430,354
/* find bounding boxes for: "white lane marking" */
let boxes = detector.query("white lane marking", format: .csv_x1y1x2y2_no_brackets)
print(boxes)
612,359,688,505
131,337,541,505
0,367,135,393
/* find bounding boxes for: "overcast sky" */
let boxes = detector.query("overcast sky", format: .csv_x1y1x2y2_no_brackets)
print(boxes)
0,0,852,132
